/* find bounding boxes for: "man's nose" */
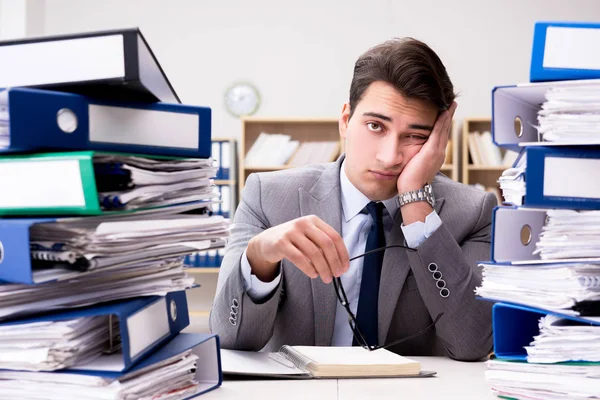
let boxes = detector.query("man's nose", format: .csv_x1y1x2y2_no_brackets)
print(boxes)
375,136,402,168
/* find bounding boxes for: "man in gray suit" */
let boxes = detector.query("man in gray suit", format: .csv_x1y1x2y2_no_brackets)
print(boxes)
211,38,495,361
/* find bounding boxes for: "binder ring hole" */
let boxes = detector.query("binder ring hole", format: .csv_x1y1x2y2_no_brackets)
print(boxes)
0,241,3,264
56,108,78,133
169,300,177,322
514,116,523,138
520,224,532,246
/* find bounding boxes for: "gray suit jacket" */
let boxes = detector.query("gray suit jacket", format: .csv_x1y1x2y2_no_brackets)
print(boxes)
210,156,495,361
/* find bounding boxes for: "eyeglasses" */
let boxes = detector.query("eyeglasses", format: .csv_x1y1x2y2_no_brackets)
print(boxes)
332,244,444,351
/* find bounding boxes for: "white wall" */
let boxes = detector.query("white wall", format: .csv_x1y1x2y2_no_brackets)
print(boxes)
40,0,600,139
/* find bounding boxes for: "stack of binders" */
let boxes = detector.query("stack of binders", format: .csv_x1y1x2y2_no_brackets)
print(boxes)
477,21,600,399
0,29,224,398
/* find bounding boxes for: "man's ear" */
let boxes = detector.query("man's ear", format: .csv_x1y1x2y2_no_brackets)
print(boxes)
339,103,351,140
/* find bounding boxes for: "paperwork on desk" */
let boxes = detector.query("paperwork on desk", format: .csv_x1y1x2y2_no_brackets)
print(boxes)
537,84,600,143
486,359,600,400
0,315,114,371
0,350,201,400
476,262,600,314
525,314,600,363
0,258,192,320
535,210,600,260
30,203,229,283
94,154,219,211
498,152,526,206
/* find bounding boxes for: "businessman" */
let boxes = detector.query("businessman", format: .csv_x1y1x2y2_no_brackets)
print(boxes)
210,37,495,361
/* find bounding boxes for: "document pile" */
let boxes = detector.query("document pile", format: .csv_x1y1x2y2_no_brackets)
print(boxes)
497,153,526,206
525,314,600,363
536,82,600,143
0,333,221,400
480,21,600,400
93,154,218,211
0,28,223,398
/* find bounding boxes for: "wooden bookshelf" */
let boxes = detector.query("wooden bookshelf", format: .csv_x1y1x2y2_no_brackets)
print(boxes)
461,117,506,204
239,117,342,194
441,120,459,181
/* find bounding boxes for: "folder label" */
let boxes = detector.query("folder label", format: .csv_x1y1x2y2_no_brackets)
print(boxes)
544,157,600,198
89,104,200,149
544,27,600,70
0,159,85,207
0,35,125,88
127,297,170,359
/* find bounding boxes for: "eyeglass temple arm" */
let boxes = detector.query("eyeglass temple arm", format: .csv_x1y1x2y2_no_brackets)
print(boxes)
348,244,417,262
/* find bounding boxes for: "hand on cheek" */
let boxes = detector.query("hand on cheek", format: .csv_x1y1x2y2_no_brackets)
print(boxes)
397,101,457,194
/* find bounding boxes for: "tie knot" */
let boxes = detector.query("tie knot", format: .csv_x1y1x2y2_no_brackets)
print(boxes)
365,201,385,222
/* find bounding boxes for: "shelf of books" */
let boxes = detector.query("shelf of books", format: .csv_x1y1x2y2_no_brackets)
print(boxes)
239,117,342,194
461,117,518,204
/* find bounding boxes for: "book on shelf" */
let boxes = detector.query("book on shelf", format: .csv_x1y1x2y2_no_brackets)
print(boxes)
245,132,339,167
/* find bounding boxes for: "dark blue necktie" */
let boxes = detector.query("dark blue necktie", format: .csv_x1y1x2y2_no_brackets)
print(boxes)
354,201,386,347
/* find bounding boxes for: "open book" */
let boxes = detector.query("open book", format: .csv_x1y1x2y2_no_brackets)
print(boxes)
220,346,436,379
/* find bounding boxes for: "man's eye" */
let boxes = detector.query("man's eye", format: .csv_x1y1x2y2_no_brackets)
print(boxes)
367,122,382,132
408,135,428,141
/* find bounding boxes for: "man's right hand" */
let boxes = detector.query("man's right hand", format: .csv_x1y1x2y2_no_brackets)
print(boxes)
246,215,350,284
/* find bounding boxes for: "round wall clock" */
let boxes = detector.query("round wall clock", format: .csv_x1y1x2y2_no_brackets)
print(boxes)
224,82,261,117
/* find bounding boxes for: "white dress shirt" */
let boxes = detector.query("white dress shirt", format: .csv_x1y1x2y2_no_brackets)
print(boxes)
240,160,442,345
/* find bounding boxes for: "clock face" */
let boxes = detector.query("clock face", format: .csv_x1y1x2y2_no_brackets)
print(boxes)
225,82,260,117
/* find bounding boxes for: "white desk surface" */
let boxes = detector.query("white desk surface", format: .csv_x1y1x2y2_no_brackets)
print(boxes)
201,356,496,400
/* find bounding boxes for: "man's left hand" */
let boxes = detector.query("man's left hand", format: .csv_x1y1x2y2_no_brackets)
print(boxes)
397,101,458,194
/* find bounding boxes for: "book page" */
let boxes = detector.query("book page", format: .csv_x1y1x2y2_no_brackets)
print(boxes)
290,346,417,366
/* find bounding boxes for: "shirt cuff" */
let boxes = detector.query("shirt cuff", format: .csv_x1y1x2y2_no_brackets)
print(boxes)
401,210,442,248
240,249,282,301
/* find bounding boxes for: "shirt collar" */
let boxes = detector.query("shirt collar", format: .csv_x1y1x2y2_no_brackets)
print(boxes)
339,160,399,222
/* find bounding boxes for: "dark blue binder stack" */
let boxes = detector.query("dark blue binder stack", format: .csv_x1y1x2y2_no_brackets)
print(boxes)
0,28,224,398
476,21,600,399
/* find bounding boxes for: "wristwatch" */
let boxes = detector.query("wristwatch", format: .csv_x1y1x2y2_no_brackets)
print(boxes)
398,184,435,208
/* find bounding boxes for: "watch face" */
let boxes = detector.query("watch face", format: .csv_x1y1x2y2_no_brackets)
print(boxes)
224,82,260,117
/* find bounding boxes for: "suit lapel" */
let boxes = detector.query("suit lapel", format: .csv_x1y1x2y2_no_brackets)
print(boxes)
299,159,343,346
377,188,445,344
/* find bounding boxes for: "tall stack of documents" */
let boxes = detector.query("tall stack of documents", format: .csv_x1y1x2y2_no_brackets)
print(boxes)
0,28,223,398
477,21,600,400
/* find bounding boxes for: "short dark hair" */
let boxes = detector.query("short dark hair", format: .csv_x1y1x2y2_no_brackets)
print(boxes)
349,37,455,117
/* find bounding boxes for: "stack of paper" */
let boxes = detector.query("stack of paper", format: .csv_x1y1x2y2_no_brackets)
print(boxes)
535,210,600,259
93,154,219,210
0,350,201,400
525,314,600,363
29,213,229,281
0,315,116,371
476,262,600,313
537,83,600,143
498,152,526,205
486,359,600,400
0,257,193,320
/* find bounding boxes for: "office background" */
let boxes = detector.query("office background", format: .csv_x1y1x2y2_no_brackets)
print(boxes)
1,0,600,140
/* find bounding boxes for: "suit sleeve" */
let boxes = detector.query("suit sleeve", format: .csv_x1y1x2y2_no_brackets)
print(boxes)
209,173,283,350
405,192,496,361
